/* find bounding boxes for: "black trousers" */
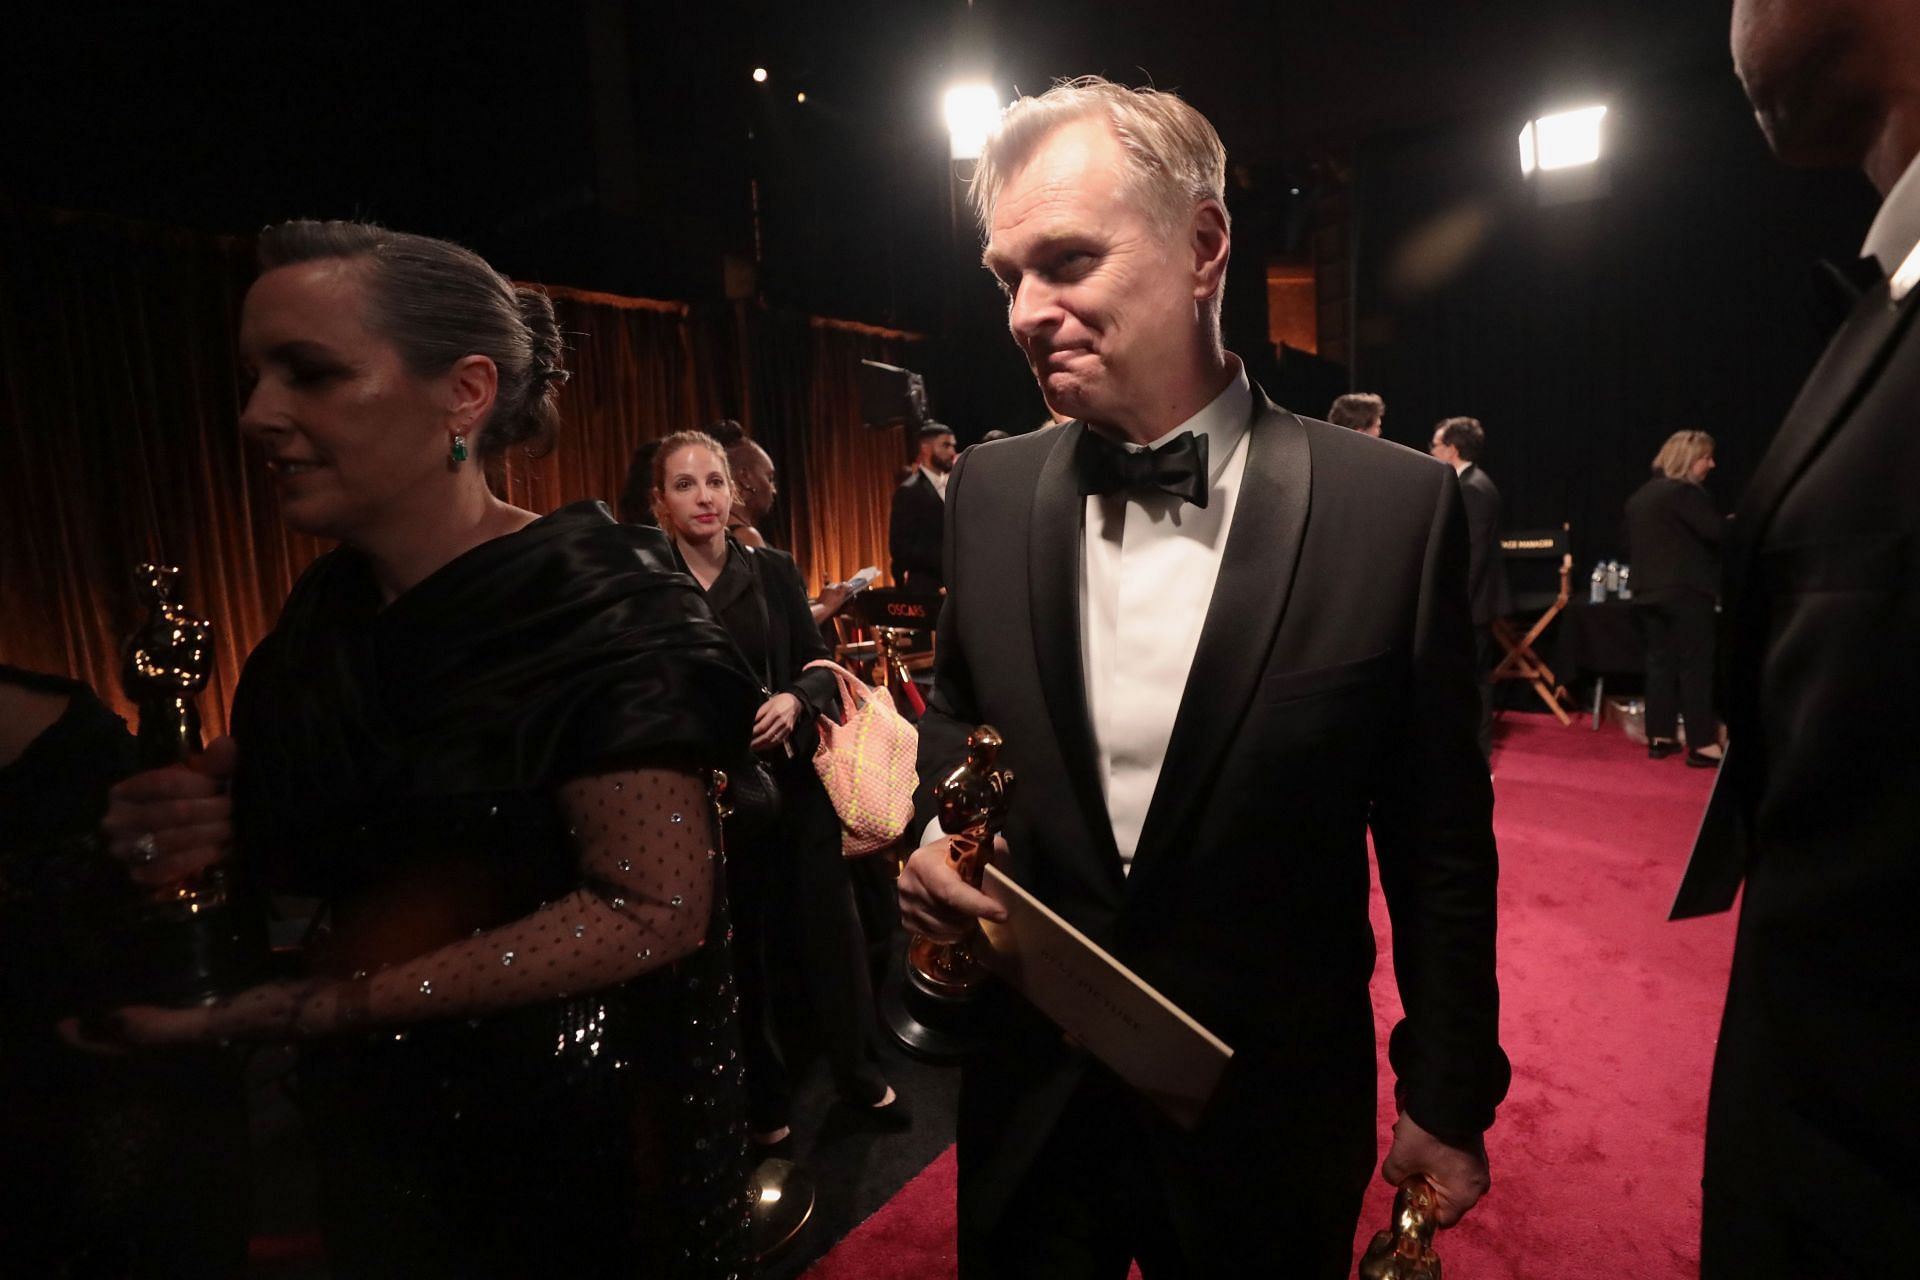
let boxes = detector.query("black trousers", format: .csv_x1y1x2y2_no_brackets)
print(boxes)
959,1068,1370,1280
1474,625,1499,762
1638,594,1719,746
728,770,888,1134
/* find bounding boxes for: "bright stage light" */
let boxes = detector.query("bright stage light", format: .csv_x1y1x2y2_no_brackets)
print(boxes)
1519,105,1607,174
751,67,769,84
944,83,1002,160
795,91,807,104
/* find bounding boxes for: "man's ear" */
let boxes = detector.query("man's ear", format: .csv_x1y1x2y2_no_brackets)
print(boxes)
446,354,499,435
1190,199,1231,302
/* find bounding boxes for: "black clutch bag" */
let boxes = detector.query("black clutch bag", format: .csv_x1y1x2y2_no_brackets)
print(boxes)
724,755,785,845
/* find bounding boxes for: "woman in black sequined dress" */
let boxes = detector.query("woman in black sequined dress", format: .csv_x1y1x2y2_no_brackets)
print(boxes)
71,221,761,1278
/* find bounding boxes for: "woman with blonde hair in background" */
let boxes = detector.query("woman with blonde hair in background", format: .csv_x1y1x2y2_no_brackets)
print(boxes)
1625,429,1727,767
652,432,903,1172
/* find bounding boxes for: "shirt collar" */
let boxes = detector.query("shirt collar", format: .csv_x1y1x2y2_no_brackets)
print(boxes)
1095,354,1252,488
1863,148,1920,300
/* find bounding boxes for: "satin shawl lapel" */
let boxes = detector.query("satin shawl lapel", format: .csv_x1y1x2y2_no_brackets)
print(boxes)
1028,422,1124,882
1127,396,1311,886
1725,284,1920,613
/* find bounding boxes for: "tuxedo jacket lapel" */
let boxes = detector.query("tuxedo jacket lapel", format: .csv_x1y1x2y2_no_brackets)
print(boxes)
1028,423,1124,883
1128,396,1311,884
1726,283,1920,614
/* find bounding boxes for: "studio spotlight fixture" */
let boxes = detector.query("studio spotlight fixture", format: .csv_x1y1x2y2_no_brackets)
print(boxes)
795,91,807,104
751,66,769,84
1519,105,1607,175
943,83,1002,161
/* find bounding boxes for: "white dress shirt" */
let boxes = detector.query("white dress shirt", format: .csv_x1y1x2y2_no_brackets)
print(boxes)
920,465,950,500
1863,149,1920,303
1082,360,1253,871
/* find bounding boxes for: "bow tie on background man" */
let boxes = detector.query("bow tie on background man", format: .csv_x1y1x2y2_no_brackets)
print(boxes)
1072,427,1211,508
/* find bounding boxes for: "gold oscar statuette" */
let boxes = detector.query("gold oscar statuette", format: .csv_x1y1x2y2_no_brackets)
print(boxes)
1358,1177,1443,1280
882,725,1014,1061
119,563,265,1005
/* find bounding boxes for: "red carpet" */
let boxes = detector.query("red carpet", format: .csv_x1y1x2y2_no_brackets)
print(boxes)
805,715,1732,1278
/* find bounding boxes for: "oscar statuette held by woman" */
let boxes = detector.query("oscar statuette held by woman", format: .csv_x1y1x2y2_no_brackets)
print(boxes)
117,563,267,1005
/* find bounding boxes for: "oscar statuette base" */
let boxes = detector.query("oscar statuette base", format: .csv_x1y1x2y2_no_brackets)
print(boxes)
879,950,991,1063
121,887,269,1007
747,1157,815,1263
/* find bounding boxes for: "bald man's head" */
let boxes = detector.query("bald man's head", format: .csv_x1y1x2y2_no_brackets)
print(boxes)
728,440,778,523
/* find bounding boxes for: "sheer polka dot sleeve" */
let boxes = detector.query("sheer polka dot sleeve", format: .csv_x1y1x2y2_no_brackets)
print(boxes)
203,766,720,1040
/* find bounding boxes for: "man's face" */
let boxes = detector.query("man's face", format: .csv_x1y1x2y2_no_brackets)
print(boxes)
1428,428,1457,465
1364,415,1383,438
1731,0,1879,165
925,433,957,474
984,117,1214,435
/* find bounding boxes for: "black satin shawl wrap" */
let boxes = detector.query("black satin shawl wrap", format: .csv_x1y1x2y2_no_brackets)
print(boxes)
230,502,761,898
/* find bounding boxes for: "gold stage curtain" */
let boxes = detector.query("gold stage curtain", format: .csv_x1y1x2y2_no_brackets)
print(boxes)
0,206,923,737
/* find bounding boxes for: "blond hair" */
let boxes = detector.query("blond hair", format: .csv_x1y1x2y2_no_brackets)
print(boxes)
1651,430,1715,481
969,76,1229,242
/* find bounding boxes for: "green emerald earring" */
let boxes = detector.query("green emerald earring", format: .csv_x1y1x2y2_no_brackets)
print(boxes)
450,434,469,464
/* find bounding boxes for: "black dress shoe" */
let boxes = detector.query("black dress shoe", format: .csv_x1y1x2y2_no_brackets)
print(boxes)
1648,741,1681,760
1686,750,1723,769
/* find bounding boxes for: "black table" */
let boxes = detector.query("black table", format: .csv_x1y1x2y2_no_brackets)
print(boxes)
1552,599,1644,729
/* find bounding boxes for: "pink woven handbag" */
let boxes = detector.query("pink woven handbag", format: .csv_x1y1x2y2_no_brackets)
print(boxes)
803,659,919,856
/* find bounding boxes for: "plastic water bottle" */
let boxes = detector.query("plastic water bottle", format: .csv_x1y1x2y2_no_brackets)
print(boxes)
1590,564,1607,604
1618,565,1633,600
1605,560,1621,595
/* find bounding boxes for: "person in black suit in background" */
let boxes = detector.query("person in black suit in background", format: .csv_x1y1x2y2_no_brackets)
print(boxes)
1624,430,1725,767
1673,2,1920,1274
888,422,955,593
1430,417,1511,762
1329,391,1385,437
897,77,1507,1278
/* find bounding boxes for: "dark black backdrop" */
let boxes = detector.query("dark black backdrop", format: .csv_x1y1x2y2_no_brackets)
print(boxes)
1351,68,1879,567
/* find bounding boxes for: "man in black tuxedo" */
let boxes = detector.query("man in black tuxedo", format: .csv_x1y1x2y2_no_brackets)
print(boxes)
1675,2,1920,1274
888,422,955,594
1430,417,1512,762
898,78,1508,1278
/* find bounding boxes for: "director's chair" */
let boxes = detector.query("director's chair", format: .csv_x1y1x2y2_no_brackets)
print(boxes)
1491,524,1574,724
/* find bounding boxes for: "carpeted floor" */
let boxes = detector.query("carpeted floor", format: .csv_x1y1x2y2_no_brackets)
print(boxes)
801,713,1734,1279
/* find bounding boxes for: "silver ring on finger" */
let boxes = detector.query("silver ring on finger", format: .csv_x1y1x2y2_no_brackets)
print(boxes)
132,832,161,865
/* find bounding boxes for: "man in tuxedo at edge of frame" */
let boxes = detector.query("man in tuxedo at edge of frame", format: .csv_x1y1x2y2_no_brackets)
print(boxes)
897,77,1509,1278
1675,1,1920,1275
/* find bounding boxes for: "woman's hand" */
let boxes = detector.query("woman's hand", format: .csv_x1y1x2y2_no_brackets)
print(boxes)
57,1003,215,1055
751,692,805,752
101,735,237,887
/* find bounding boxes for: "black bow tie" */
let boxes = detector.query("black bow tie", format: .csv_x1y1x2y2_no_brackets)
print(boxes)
1072,428,1211,508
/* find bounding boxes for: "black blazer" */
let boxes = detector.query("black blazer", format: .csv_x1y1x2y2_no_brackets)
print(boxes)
1457,463,1513,625
694,541,839,762
888,469,945,592
1677,264,1920,1267
917,391,1510,1238
1623,476,1722,602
